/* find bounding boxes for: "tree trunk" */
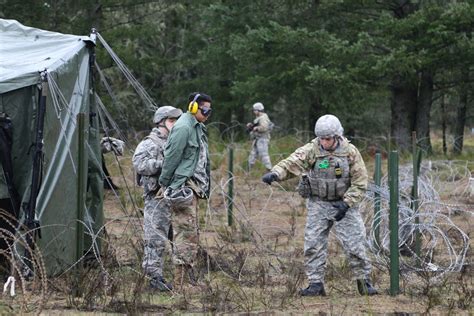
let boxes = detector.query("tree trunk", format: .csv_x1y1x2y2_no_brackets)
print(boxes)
415,70,433,153
441,94,447,156
387,2,419,151
453,69,469,154
390,76,417,150
308,97,322,132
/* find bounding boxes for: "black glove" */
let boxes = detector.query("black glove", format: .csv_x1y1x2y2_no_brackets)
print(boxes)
332,201,350,221
262,172,278,185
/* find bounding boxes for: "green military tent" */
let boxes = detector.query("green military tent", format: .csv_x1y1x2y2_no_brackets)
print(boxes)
0,18,104,275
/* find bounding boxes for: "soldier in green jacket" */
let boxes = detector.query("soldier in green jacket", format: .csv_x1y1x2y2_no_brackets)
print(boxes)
159,92,212,289
262,114,377,297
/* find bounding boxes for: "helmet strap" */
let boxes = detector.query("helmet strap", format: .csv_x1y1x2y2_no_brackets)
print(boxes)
329,136,340,151
157,122,170,134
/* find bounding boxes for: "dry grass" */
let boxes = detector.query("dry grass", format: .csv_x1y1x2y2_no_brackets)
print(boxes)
0,132,472,314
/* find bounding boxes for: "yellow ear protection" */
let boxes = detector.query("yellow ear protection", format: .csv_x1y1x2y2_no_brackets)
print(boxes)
188,93,201,114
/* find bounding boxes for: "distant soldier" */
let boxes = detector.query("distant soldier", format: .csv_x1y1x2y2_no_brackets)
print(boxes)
261,114,377,297
247,102,272,171
133,106,182,291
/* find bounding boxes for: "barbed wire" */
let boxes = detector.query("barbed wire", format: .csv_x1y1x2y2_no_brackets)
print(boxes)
110,125,472,281
1,122,472,312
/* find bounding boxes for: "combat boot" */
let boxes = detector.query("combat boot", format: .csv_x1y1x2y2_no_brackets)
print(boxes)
299,282,326,296
150,275,173,292
356,279,378,296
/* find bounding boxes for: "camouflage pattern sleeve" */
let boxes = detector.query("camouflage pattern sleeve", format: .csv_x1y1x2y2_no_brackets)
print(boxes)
343,144,368,207
272,140,317,181
132,138,163,176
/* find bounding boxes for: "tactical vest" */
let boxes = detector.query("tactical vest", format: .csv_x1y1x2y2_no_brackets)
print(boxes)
307,146,351,201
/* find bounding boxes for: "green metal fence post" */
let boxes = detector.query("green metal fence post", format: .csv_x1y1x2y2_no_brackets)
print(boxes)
373,153,382,248
389,150,400,296
76,113,87,264
387,133,391,177
227,145,234,226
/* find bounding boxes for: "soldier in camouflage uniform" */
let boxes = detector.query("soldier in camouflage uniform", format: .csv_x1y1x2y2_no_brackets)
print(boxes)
133,106,182,291
247,102,272,171
262,114,377,296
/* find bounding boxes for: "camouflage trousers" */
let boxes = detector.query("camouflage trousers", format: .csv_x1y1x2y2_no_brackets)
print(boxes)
142,196,172,278
248,137,272,170
143,194,200,277
304,198,372,283
171,195,200,267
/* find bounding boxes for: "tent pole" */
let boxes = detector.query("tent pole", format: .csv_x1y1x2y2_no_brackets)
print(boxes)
24,71,48,276
76,113,87,264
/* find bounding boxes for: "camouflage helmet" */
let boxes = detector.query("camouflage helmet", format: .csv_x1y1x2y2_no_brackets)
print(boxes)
252,102,264,111
314,114,344,137
153,106,182,124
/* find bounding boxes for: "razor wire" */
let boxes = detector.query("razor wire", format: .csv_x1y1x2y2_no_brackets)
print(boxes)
1,122,471,312
4,69,474,310
0,82,142,311
363,182,471,281
185,128,472,282
219,144,472,281
0,211,48,313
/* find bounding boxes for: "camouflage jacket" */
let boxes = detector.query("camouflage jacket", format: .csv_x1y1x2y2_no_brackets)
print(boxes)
250,113,271,140
272,137,368,207
132,128,167,197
